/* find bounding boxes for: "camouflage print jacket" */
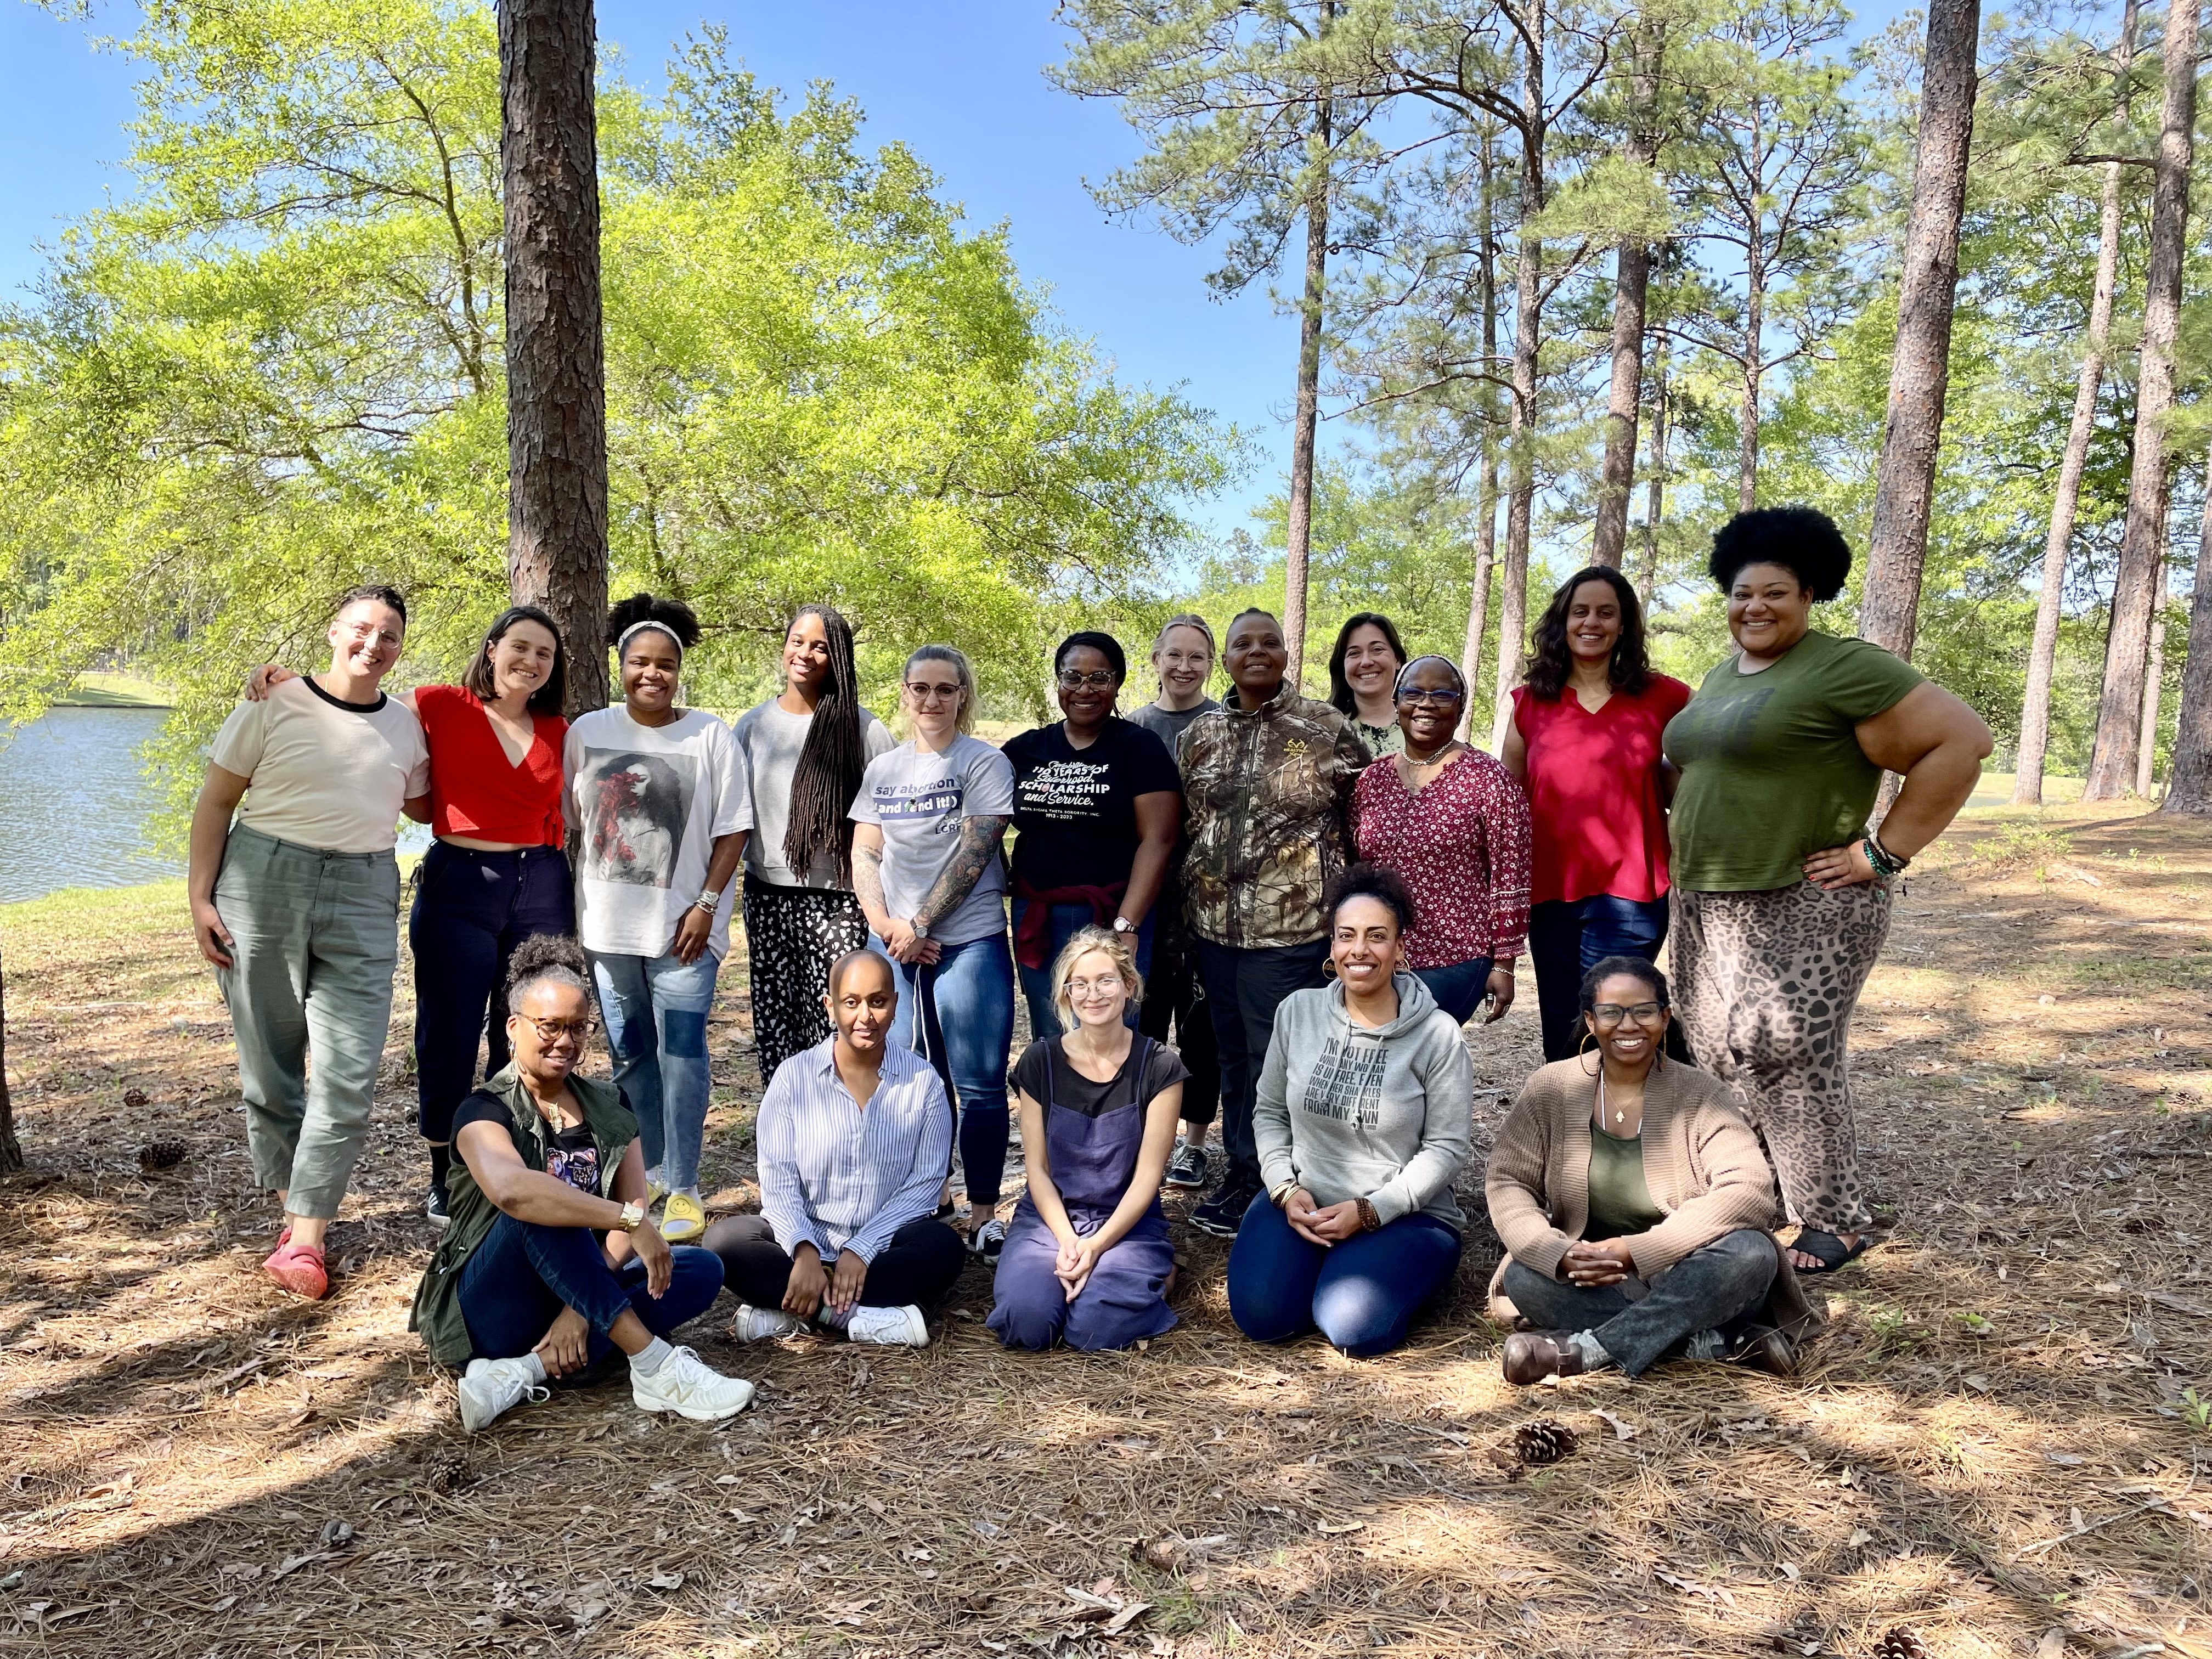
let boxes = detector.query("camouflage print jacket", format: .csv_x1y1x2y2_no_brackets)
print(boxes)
1176,680,1372,950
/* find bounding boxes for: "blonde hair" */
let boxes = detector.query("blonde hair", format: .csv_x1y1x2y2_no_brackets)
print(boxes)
901,643,978,736
1049,926,1144,1030
1153,612,1216,657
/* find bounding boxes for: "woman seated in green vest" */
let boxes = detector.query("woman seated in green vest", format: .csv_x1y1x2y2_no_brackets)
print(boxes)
410,934,755,1430
1483,955,1815,1383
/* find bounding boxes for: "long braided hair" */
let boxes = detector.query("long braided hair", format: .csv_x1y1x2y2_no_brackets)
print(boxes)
782,603,868,886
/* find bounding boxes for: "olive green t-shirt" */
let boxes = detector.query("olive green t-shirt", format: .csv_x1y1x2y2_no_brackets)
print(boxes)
1662,629,1923,892
1586,1125,1663,1240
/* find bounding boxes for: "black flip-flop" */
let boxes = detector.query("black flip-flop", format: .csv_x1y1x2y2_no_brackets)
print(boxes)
1790,1228,1872,1274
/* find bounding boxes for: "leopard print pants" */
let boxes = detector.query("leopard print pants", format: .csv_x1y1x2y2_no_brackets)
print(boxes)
741,880,872,1086
1670,881,1892,1233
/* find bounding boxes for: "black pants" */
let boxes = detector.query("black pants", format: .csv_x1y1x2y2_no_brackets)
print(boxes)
1194,936,1330,1192
1137,922,1220,1126
703,1214,967,1309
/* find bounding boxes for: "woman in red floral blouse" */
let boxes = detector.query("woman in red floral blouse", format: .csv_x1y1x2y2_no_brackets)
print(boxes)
1351,655,1532,1026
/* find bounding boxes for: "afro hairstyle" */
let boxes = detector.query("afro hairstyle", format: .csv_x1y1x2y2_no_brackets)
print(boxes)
1707,506,1853,602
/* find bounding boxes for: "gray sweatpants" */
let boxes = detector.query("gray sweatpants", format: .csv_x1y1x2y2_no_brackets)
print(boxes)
213,825,402,1220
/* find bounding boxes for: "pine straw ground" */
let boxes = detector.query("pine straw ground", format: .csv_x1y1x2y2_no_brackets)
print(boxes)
3,808,2211,1659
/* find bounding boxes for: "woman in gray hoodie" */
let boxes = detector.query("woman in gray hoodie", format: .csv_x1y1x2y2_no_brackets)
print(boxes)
1227,865,1474,1356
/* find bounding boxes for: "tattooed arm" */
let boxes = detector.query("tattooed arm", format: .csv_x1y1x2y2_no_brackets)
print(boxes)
913,814,1009,941
853,822,928,964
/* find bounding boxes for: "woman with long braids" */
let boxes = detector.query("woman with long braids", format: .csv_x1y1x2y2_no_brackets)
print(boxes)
735,605,896,1084
566,595,753,1246
1503,566,1693,1063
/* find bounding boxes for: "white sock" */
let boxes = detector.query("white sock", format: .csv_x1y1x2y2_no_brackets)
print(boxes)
645,1167,664,1192
629,1336,673,1376
1569,1330,1614,1370
1685,1328,1728,1362
673,1184,701,1203
519,1351,548,1384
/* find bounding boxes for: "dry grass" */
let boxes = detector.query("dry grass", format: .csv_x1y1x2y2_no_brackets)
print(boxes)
3,810,2210,1658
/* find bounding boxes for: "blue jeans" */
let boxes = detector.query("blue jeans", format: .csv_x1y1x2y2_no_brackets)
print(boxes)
587,947,721,1193
872,930,1016,1206
1227,1196,1463,1358
410,842,574,1142
1011,899,1153,1039
1528,895,1672,1062
456,1211,724,1366
1413,957,1494,1026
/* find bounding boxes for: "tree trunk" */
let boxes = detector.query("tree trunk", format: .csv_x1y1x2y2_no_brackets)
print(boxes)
0,959,19,1175
2162,442,2212,814
1641,353,1668,611
1459,128,1501,743
1593,22,1660,568
1738,123,1764,518
2014,0,2136,805
502,0,611,717
1491,5,1545,752
2086,0,2196,798
1858,0,1980,661
1283,160,1328,692
2137,545,2168,797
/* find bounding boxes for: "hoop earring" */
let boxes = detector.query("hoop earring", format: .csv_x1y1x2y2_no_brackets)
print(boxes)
1578,1028,1599,1077
1323,957,1339,979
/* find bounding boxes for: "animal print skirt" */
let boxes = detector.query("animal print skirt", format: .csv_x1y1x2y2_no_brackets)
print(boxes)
741,879,872,1087
1670,880,1892,1234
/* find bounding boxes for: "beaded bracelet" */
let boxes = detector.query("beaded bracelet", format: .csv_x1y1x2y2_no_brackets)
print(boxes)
1861,835,1905,879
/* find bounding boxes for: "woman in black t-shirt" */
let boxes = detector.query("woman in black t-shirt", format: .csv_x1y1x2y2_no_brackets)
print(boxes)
1003,631,1181,1039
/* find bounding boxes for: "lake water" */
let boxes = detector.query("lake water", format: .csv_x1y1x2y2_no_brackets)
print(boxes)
0,707,184,901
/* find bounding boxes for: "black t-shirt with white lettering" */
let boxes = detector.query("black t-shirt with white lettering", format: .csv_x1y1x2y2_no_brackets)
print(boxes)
1002,718,1181,893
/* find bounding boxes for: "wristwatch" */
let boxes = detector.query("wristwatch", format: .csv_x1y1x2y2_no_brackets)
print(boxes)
692,888,723,915
911,917,930,941
1113,916,1135,934
612,1200,646,1232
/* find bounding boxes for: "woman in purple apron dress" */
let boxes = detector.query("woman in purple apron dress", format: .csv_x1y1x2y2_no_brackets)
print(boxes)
989,927,1186,1351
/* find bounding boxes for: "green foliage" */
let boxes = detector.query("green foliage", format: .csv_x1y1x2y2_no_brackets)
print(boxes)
0,5,1238,833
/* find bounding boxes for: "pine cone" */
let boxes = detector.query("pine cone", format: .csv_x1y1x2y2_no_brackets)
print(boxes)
424,1446,470,1494
1514,1417,1579,1466
138,1138,187,1170
1872,1628,1930,1659
123,1088,150,1109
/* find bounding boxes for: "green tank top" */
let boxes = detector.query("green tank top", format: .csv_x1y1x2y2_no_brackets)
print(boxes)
1586,1124,1663,1240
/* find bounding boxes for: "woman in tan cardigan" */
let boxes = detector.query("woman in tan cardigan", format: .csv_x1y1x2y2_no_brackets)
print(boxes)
1485,956,1814,1381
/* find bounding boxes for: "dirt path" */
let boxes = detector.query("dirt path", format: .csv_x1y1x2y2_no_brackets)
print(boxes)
3,809,2209,1658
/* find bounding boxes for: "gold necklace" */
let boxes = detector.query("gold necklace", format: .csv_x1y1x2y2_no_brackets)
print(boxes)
1598,1074,1633,1128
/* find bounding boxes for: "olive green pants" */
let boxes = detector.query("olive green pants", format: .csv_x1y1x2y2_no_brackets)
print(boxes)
213,826,402,1220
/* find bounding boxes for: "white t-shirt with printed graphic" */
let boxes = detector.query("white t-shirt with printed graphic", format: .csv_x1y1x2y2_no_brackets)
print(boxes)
565,707,753,960
849,734,1014,947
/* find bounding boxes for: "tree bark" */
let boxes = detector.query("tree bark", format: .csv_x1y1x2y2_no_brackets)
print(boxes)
1594,22,1660,567
501,0,611,717
1738,109,1765,517
1491,3,1545,751
1641,352,1668,611
2013,0,2136,805
0,960,18,1175
2162,443,2212,814
1858,0,1980,661
2137,545,2168,797
1283,156,1328,692
2086,0,2196,798
1458,129,1501,743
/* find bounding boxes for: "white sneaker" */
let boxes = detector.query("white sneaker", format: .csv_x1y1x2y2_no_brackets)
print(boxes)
631,1345,755,1421
842,1304,929,1348
458,1356,548,1432
731,1302,806,1341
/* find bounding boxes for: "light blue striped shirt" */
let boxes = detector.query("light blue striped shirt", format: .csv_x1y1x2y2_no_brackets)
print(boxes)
757,1037,952,1263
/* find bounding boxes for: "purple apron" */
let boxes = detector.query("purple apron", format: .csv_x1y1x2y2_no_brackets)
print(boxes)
987,1036,1179,1351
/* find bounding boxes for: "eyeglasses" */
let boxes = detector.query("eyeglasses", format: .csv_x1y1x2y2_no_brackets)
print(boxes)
1064,975,1127,997
904,681,963,703
522,1015,597,1041
1397,687,1464,707
1056,669,1119,691
1589,1002,1665,1028
342,622,404,650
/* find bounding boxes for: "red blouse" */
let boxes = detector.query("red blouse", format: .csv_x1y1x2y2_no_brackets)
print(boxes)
1510,675,1692,906
1351,748,1531,968
414,684,567,846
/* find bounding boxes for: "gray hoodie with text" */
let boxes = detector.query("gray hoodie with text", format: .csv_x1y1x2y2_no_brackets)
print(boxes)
1254,972,1474,1229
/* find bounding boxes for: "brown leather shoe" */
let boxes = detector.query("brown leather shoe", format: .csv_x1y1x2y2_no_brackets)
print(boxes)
1502,1329,1584,1386
1730,1323,1799,1377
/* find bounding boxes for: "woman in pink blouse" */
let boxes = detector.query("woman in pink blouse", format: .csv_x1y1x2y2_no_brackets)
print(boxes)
1351,655,1532,1026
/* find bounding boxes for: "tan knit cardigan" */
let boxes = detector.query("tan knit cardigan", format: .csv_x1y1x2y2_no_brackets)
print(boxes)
1483,1057,1818,1336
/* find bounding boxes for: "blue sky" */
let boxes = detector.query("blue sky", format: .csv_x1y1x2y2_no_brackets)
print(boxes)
3,1,1920,545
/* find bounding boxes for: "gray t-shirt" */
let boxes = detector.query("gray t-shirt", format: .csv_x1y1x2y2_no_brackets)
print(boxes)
735,698,896,889
849,735,1015,947
1128,698,1220,770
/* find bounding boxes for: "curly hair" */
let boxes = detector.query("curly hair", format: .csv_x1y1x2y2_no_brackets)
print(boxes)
332,584,408,626
1523,566,1651,701
1325,861,1418,935
1708,506,1853,601
606,591,704,652
507,933,592,1003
